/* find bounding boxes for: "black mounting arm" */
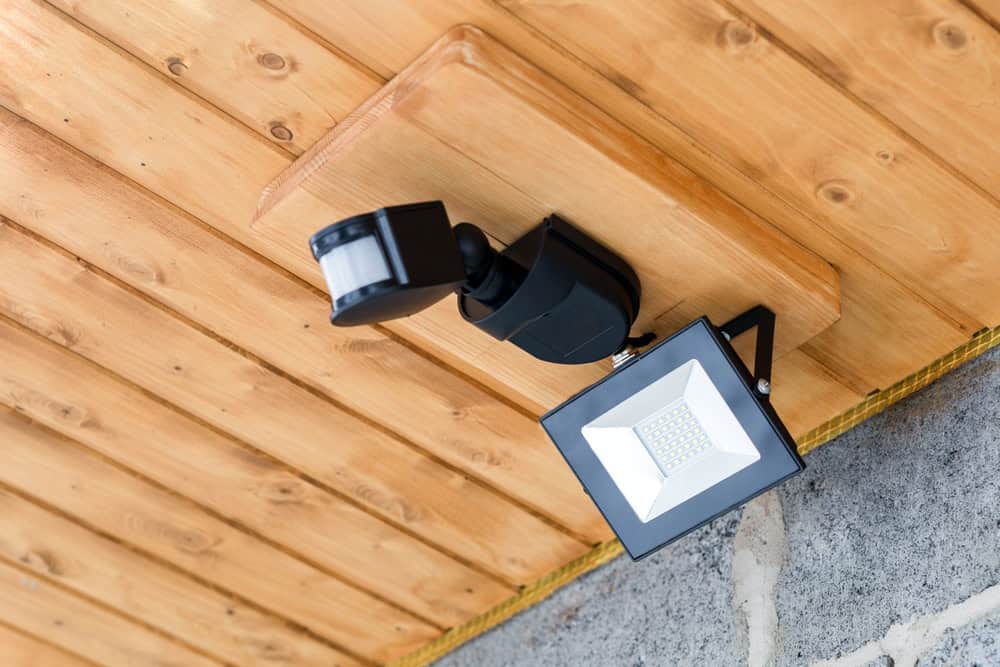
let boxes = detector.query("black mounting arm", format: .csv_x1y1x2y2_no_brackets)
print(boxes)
718,305,775,401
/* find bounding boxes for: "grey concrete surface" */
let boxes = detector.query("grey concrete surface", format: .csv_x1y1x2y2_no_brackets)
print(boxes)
435,344,1000,667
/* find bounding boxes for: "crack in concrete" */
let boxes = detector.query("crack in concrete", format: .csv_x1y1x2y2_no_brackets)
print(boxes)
812,581,1000,667
732,490,786,667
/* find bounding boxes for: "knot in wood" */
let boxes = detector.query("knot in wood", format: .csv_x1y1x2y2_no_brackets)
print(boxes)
816,180,855,206
718,20,756,50
257,52,287,70
269,122,293,142
932,21,967,51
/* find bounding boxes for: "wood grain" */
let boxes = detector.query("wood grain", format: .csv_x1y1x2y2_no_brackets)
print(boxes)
501,0,1000,330
731,0,1000,203
0,556,219,667
0,488,353,667
0,624,92,667
271,0,968,398
0,220,583,590
46,0,378,154
0,326,439,662
0,2,608,540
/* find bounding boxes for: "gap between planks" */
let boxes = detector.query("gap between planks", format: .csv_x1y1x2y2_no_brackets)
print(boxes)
0,617,100,667
0,316,448,635
0,211,590,560
0,469,373,666
0,552,228,667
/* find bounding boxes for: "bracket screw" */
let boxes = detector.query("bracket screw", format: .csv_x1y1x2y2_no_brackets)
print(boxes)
756,378,771,395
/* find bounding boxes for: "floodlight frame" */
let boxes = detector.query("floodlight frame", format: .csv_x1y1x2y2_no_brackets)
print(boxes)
541,310,804,560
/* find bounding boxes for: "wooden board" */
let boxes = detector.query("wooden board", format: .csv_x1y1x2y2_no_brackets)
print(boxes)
0,487,355,667
45,0,379,154
730,0,1000,203
0,556,219,667
0,325,437,662
0,1,610,543
0,624,92,667
0,221,583,592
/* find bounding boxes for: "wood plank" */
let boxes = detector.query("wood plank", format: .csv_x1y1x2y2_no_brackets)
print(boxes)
0,557,219,667
256,27,841,358
500,0,1000,329
0,624,93,667
0,220,583,591
731,0,1000,202
0,0,608,541
0,327,439,662
0,488,354,667
270,0,968,400
46,0,378,154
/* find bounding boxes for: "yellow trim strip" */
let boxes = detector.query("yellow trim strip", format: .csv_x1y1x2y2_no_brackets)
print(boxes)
388,325,1000,667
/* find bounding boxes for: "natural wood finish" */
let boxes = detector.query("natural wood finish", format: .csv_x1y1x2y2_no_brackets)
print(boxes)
270,0,968,399
0,326,437,662
0,624,93,667
2,0,999,662
0,1,607,540
45,0,378,154
0,556,219,667
731,0,1000,203
501,0,1000,329
0,220,582,591
0,488,352,667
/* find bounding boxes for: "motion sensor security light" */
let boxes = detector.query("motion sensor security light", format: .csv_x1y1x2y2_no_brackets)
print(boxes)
310,203,804,558
310,201,642,363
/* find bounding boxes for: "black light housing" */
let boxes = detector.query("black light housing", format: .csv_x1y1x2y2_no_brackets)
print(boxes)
541,308,804,560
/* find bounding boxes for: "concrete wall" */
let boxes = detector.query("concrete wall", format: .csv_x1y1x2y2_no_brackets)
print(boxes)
435,346,1000,666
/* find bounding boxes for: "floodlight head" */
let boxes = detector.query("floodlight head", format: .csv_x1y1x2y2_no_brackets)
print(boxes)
310,201,641,363
542,311,804,560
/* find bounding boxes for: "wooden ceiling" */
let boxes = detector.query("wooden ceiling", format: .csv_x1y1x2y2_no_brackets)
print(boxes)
1,1,998,665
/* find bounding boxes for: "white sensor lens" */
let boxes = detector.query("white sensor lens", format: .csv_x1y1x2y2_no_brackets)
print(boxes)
319,235,392,305
581,359,760,523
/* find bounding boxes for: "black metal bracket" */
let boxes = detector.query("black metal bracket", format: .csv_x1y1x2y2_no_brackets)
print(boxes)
718,305,775,401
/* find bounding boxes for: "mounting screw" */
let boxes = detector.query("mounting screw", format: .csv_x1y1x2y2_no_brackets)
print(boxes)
756,378,771,395
721,330,731,341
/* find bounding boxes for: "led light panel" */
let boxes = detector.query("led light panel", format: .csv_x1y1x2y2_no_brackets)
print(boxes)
542,317,804,560
582,359,759,523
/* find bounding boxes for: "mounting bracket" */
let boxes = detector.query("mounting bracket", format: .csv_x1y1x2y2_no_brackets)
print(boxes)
718,305,775,401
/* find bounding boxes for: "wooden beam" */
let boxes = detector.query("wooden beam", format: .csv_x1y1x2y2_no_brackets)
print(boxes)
0,2,608,540
0,557,220,667
730,0,1000,205
0,623,94,667
45,0,379,154
0,331,438,662
0,219,583,592
0,487,358,667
